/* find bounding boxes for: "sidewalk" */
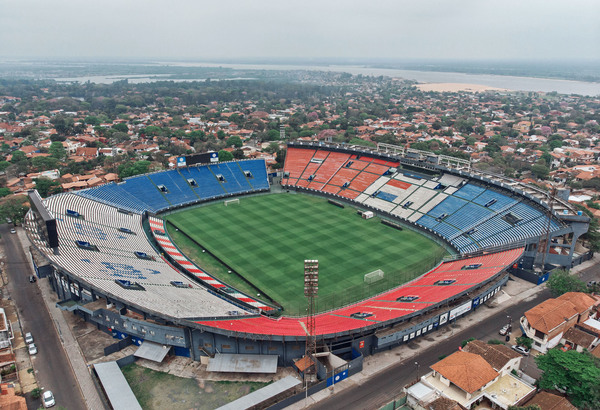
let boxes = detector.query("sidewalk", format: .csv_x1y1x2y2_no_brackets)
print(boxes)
18,230,106,410
285,274,550,409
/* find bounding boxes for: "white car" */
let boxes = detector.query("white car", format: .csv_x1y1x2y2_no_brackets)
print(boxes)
43,390,55,408
511,345,530,356
499,324,510,336
10,228,16,234
28,343,37,355
24,332,33,344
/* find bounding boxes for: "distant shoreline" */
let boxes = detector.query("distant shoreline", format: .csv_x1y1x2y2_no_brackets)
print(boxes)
415,83,510,93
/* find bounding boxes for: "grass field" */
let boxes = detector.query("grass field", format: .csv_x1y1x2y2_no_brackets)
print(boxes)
165,193,447,314
121,364,268,410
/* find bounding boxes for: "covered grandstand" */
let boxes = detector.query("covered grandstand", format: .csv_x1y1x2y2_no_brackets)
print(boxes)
23,150,589,366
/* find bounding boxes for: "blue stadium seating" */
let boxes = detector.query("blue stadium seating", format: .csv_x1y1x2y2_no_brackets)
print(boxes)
472,189,517,211
376,191,398,202
120,176,171,212
444,202,493,229
148,170,200,205
237,159,270,190
77,183,151,213
425,196,468,219
453,183,486,200
178,166,226,199
209,163,253,194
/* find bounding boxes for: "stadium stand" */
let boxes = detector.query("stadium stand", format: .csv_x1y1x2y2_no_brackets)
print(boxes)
25,193,245,319
195,247,523,336
282,147,563,254
148,170,200,204
76,159,270,213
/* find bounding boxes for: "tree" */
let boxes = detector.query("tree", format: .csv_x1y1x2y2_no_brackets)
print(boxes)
49,141,67,161
218,150,233,162
263,142,279,154
34,177,62,197
0,188,11,198
226,135,243,148
112,123,129,133
546,269,588,297
10,150,26,164
232,148,245,159
31,156,59,171
531,163,550,180
0,196,29,225
515,336,533,350
266,129,280,141
535,349,600,408
118,160,151,179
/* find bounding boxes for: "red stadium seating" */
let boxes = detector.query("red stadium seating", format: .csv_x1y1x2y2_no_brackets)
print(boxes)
283,148,316,179
387,179,411,190
195,247,524,336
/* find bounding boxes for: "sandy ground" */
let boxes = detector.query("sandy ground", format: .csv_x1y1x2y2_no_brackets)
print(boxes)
415,83,510,92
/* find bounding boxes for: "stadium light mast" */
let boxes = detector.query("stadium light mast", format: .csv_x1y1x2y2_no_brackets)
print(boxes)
539,185,556,272
304,259,319,382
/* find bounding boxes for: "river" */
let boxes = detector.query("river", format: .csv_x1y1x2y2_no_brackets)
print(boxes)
53,62,600,96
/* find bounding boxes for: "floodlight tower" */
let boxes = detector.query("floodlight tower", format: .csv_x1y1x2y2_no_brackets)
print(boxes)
304,259,319,376
539,185,557,271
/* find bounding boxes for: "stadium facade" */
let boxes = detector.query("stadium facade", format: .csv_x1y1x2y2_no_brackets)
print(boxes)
24,144,589,366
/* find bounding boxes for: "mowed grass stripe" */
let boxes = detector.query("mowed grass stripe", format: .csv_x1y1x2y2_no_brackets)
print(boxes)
165,194,446,312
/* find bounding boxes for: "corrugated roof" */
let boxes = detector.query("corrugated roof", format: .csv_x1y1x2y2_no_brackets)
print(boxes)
94,361,142,410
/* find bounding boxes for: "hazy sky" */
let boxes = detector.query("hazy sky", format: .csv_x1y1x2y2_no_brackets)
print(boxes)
1,0,598,61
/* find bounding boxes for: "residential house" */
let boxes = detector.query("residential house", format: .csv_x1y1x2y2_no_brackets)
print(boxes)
524,391,576,410
520,292,598,353
406,347,534,410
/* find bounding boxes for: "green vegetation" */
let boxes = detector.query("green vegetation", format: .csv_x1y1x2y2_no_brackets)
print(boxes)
0,196,29,225
121,364,268,410
166,193,446,314
535,349,600,409
461,337,476,348
30,387,42,399
516,336,533,350
487,339,505,345
546,269,588,297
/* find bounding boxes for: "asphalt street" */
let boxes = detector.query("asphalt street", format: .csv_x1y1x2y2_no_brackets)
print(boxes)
309,264,600,410
1,224,86,410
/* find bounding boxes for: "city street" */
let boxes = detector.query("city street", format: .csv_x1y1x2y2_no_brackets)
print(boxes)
1,224,86,410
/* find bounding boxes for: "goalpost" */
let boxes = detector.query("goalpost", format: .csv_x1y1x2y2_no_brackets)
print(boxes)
364,269,384,284
224,198,240,206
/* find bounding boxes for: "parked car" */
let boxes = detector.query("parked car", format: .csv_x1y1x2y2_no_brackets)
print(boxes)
29,275,37,283
24,332,33,344
588,280,598,288
10,228,16,234
42,390,55,408
28,343,37,355
499,324,510,336
511,345,530,356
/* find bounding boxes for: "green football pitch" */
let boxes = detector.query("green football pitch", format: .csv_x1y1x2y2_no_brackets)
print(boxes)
165,193,447,314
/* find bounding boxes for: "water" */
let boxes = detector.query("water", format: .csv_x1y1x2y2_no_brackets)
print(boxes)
52,74,255,84
52,62,600,96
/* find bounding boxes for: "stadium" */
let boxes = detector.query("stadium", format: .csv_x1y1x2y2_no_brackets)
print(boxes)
24,141,590,370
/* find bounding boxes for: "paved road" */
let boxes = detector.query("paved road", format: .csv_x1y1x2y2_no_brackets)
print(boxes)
310,290,550,410
310,264,600,410
1,224,86,410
